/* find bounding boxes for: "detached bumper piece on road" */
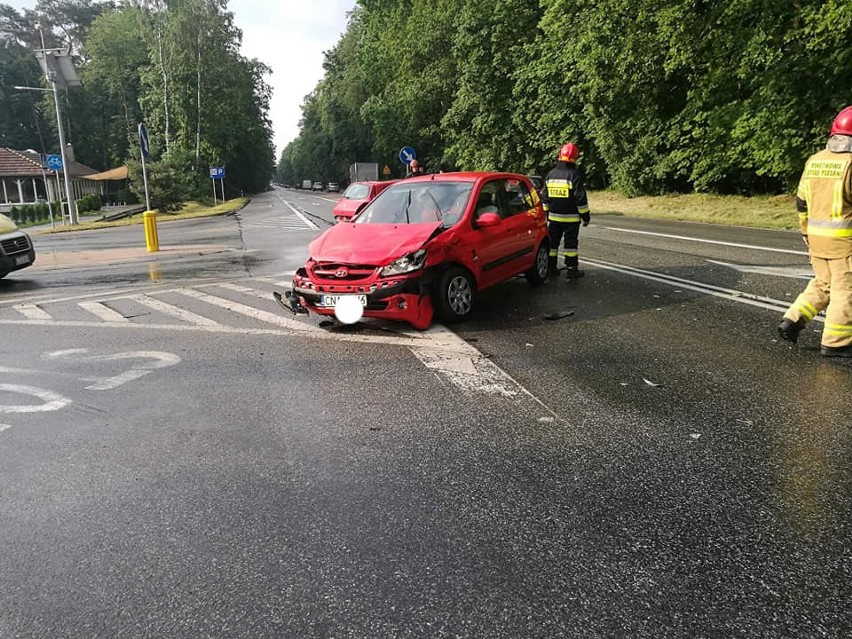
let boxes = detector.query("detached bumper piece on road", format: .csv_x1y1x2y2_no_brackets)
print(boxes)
273,290,308,315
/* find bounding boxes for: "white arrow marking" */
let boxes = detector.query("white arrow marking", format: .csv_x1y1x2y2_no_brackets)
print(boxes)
43,349,183,391
0,384,72,413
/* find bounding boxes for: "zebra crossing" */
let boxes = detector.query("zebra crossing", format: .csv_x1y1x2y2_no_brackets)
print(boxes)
0,272,560,412
0,272,436,348
237,214,318,231
0,272,309,332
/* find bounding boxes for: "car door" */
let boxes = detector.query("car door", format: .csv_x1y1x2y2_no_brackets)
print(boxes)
471,178,532,287
499,177,540,274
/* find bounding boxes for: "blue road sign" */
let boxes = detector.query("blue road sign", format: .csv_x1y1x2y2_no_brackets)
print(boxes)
399,146,416,165
46,154,63,171
209,167,226,179
138,122,150,160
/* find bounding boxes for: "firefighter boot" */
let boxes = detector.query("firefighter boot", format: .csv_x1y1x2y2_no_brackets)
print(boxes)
547,256,558,278
820,344,852,358
777,318,806,343
564,256,584,280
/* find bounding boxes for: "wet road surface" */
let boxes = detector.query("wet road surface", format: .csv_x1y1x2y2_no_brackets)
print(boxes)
1,187,849,637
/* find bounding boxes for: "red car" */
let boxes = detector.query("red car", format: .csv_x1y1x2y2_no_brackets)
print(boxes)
280,172,550,330
332,180,398,222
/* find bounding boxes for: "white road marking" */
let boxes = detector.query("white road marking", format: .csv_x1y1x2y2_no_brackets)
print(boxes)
129,294,223,327
78,301,130,323
705,260,813,280
214,282,274,299
240,218,316,231
43,349,182,390
600,226,809,256
280,199,320,230
408,326,562,421
0,384,71,413
581,257,824,322
173,288,320,331
13,304,51,320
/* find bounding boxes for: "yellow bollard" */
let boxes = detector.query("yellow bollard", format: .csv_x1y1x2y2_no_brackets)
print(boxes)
143,210,159,252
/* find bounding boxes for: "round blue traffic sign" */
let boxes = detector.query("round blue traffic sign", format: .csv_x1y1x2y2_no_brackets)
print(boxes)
398,146,416,165
46,154,63,171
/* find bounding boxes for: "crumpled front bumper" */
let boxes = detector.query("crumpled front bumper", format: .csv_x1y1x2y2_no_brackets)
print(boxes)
289,267,435,330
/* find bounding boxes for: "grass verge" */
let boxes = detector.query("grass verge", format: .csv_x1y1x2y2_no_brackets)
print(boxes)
589,191,799,231
36,197,250,234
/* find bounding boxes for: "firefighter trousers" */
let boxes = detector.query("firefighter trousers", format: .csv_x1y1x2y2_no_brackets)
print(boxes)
548,221,581,268
783,255,852,348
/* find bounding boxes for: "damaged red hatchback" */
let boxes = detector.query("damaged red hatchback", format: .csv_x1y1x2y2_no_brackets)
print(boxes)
279,172,550,330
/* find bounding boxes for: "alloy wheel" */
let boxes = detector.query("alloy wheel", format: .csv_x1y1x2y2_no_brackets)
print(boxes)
448,275,473,315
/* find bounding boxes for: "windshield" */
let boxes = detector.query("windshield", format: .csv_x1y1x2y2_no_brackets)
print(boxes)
354,181,473,226
343,183,370,199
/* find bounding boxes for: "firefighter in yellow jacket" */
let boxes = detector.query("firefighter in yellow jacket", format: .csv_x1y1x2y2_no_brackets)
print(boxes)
541,142,591,279
778,106,852,357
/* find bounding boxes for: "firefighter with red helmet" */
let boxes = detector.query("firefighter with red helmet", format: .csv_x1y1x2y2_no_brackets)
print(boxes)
541,142,591,278
407,159,426,178
778,106,852,357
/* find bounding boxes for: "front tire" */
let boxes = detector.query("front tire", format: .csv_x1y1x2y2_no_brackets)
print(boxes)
525,241,550,285
434,266,476,323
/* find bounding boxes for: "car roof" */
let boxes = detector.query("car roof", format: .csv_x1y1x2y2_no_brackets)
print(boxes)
399,171,531,183
351,180,397,187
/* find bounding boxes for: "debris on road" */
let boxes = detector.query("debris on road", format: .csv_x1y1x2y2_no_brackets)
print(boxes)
544,310,574,321
643,378,663,387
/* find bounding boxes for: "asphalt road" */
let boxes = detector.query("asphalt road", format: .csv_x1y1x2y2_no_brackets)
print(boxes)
1,187,849,638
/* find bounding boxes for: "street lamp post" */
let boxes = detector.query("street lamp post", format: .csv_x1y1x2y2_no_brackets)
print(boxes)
17,27,82,225
14,84,77,225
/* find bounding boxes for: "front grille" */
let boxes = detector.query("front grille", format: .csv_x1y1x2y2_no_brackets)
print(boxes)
312,262,377,281
0,235,30,256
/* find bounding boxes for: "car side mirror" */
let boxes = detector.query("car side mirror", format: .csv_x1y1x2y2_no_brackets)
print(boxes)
475,212,501,228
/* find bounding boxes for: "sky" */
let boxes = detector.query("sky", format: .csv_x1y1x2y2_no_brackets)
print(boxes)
228,0,356,155
8,0,357,158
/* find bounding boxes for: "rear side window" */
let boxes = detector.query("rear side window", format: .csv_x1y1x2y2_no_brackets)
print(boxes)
344,183,370,199
476,178,534,219
505,179,534,215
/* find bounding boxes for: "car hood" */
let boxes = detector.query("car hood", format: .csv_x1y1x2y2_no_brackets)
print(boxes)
332,199,365,215
0,214,18,234
309,221,442,264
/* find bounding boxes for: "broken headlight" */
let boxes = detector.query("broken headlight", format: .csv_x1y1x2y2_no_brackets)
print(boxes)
380,249,427,276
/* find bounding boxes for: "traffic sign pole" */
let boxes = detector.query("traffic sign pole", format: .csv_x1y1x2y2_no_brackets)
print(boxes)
138,123,152,212
138,122,157,252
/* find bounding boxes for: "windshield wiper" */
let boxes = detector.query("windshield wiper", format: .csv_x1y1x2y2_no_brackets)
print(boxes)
404,189,412,224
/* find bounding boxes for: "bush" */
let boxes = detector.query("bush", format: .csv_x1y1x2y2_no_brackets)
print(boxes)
9,206,19,223
75,194,102,214
127,148,196,212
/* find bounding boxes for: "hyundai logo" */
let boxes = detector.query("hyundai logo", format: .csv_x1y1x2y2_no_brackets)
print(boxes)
335,268,349,278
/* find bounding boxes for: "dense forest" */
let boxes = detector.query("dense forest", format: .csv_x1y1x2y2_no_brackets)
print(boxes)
0,0,274,202
278,0,851,196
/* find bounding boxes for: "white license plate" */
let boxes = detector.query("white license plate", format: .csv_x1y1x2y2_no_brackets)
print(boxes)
319,294,367,308
15,254,30,266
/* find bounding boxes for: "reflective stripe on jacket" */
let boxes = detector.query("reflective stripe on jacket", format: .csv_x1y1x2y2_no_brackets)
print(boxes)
796,148,852,258
541,161,590,220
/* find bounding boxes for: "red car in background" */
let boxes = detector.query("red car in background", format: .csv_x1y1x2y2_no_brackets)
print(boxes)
332,180,398,222
278,172,550,330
